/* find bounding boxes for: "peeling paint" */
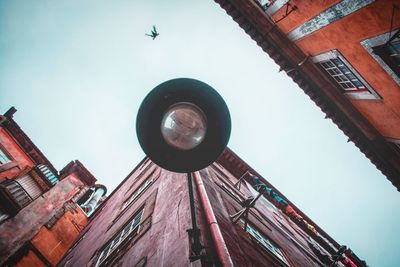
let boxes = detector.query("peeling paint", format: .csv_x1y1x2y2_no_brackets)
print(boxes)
288,0,375,41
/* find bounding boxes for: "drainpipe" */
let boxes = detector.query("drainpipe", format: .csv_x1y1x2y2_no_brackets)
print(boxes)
193,172,234,267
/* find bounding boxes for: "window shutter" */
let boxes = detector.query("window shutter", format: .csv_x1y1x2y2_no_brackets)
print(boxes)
2,179,31,210
16,174,43,200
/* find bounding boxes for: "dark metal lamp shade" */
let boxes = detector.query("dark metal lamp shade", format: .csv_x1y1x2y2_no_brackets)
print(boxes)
136,78,231,173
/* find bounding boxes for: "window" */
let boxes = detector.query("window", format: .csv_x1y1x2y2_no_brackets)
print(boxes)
124,178,154,209
0,147,11,164
96,207,144,267
312,50,380,100
373,39,400,76
242,221,290,266
210,167,249,204
0,179,32,222
320,59,365,91
246,180,281,215
0,172,46,223
16,174,43,200
220,182,244,202
361,29,400,85
110,168,159,226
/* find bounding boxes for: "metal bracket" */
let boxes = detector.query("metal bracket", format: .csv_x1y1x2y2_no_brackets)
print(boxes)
274,3,297,23
230,187,266,231
234,170,250,190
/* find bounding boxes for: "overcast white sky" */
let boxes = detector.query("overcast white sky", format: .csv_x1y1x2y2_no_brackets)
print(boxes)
1,1,399,266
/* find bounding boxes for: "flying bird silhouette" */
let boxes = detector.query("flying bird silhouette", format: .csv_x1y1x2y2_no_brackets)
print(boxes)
145,25,159,40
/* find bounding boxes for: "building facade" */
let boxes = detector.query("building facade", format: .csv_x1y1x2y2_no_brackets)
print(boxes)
58,148,366,267
213,0,400,190
0,107,106,266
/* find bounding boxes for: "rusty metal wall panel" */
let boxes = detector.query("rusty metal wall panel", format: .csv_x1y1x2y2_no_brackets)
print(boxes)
16,174,42,200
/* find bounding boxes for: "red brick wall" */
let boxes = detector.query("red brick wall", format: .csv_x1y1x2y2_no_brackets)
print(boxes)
0,175,85,264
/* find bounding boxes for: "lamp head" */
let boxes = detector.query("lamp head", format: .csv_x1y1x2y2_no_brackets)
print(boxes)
136,78,231,173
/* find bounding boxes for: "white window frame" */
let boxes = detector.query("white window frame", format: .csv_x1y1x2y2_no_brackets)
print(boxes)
312,50,380,100
242,221,290,266
123,178,154,209
96,208,144,267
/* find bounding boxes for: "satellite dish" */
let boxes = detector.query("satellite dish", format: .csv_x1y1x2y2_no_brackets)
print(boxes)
136,78,231,173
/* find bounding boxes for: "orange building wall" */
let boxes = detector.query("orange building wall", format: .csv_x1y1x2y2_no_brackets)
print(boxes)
273,0,340,32
31,209,88,266
0,128,35,179
15,250,46,267
272,0,400,138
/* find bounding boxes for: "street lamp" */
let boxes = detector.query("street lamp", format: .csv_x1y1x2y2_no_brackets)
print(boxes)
136,78,231,261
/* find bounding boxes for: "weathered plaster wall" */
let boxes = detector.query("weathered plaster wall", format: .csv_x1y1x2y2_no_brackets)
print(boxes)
0,128,35,180
15,250,46,267
31,209,88,266
0,175,84,265
273,0,400,138
272,0,341,34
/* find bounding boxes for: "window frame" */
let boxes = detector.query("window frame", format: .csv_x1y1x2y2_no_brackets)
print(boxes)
312,50,380,100
15,173,43,200
0,145,12,165
211,168,246,203
240,220,290,266
123,177,154,209
93,188,158,267
361,29,400,86
111,167,159,224
96,206,145,267
0,178,32,222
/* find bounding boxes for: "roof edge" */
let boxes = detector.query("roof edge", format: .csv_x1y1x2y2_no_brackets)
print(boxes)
214,0,400,191
1,107,58,175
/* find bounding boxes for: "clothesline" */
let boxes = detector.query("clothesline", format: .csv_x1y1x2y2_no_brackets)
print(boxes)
250,174,359,267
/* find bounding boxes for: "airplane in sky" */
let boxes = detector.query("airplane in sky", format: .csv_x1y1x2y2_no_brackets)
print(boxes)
145,25,159,40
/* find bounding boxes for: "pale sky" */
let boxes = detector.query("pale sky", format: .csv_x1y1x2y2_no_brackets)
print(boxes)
1,1,399,266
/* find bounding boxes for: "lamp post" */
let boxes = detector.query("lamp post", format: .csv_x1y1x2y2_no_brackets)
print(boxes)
136,78,231,261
